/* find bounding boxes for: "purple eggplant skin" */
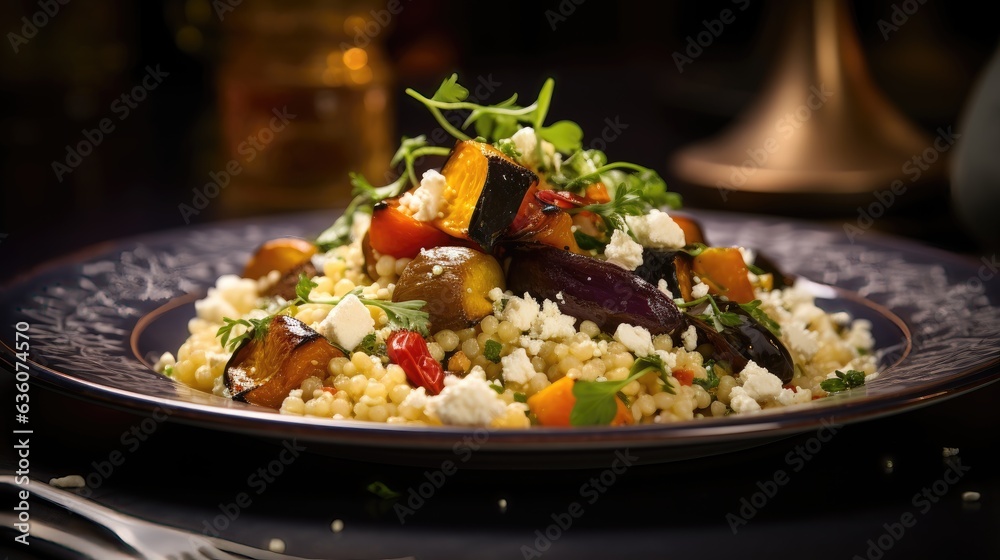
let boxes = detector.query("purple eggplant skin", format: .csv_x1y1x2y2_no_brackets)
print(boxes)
634,249,689,298
686,301,794,383
503,243,685,335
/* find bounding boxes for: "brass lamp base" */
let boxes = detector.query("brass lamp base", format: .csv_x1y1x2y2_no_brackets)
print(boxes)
670,0,941,213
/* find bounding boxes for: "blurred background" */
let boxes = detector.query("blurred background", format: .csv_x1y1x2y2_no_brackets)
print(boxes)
1,0,997,281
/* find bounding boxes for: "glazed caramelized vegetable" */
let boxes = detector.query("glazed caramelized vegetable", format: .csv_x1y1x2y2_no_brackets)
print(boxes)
243,238,317,281
368,200,457,259
686,302,794,383
671,213,707,246
692,247,756,304
392,246,505,332
224,315,343,408
527,376,632,427
505,243,684,335
437,140,538,250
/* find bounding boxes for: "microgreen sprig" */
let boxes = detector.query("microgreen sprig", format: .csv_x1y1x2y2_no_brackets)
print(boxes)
820,369,866,393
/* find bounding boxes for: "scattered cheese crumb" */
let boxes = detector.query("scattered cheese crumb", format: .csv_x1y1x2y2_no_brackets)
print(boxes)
498,498,508,513
152,352,175,373
530,299,577,340
331,519,345,533
501,348,535,386
519,335,543,356
317,294,375,351
48,475,85,489
681,325,698,352
691,281,709,299
657,279,673,298
426,368,506,426
739,361,784,402
613,324,654,357
399,169,448,221
942,447,960,458
625,209,686,249
502,293,540,331
268,538,286,553
604,229,644,270
511,127,539,165
728,386,761,414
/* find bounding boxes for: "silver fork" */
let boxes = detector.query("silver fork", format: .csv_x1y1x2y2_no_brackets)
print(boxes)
1,475,320,560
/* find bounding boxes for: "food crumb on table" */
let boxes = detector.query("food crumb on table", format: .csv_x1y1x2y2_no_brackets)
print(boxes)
48,475,85,488
962,491,981,502
498,498,508,513
942,447,960,457
268,538,285,553
331,519,345,533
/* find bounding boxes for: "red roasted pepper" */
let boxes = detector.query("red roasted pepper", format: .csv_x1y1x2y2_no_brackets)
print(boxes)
386,330,445,395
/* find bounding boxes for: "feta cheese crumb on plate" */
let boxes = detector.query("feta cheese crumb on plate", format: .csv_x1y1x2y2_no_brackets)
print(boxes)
604,229,644,270
426,367,507,426
48,475,86,488
316,294,375,351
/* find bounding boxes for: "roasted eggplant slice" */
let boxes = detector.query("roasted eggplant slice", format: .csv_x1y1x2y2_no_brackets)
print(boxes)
686,301,794,383
224,315,343,408
437,141,538,251
264,260,318,300
392,246,505,332
634,249,695,301
504,243,684,335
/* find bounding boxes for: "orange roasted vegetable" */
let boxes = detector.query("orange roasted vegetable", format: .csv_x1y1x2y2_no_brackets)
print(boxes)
436,140,538,250
392,246,505,332
368,201,457,259
224,315,343,409
506,185,585,254
671,213,707,246
692,247,755,304
243,238,317,281
527,376,632,427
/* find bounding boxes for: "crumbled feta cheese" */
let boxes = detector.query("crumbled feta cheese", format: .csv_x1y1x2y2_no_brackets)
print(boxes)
776,387,812,406
519,335,543,356
426,367,507,426
511,127,538,165
502,293,540,331
625,209,686,249
681,325,698,352
152,352,175,373
654,349,678,370
942,447,960,458
488,287,505,302
784,320,819,359
657,279,674,298
737,246,756,267
604,229,644,270
49,475,85,488
691,281,709,299
728,386,761,414
614,324,654,357
501,348,535,386
845,319,874,351
399,169,448,221
317,294,375,351
195,274,259,323
739,362,784,402
400,386,428,410
530,299,577,340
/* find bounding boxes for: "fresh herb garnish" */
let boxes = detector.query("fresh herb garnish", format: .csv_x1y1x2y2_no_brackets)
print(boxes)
489,382,505,395
746,262,767,276
357,332,386,357
513,392,528,403
573,230,607,252
483,339,503,363
366,481,401,499
820,369,866,393
677,294,742,332
217,276,430,351
570,354,675,426
738,299,781,336
692,361,721,391
217,316,271,352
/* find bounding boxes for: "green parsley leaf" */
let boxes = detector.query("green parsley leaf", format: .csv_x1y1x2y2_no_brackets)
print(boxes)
217,316,271,352
738,299,781,336
513,392,528,403
490,382,505,395
483,339,503,363
366,481,401,499
573,230,607,252
569,353,677,426
357,332,386,356
820,369,866,393
692,361,720,391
